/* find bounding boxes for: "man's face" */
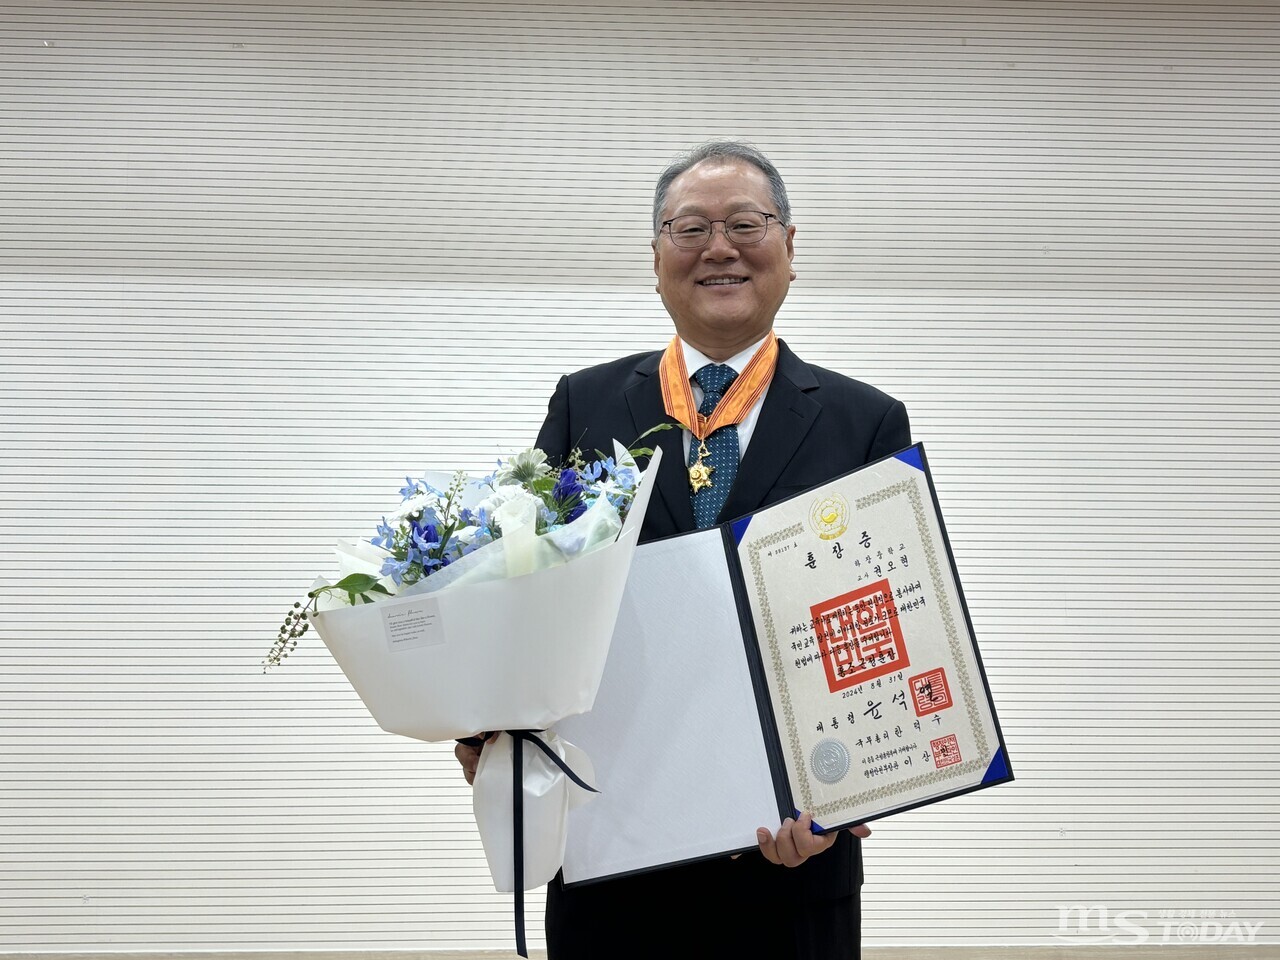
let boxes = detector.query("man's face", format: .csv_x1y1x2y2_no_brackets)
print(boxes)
652,159,796,360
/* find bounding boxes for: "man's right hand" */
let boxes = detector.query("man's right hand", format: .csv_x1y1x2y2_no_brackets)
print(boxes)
453,733,497,785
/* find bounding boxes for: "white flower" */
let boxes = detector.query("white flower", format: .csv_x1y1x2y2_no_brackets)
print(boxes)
476,482,525,518
389,490,443,522
496,448,552,485
592,477,632,504
489,487,544,535
451,524,481,545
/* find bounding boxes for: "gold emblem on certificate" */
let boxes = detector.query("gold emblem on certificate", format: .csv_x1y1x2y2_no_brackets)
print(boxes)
808,493,849,540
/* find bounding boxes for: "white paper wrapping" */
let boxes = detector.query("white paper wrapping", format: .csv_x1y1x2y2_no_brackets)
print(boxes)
473,731,597,892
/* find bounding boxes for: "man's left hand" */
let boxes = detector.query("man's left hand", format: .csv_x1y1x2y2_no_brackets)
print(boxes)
756,813,872,867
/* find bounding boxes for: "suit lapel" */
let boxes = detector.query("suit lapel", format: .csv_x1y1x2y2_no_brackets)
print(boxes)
624,354,696,533
717,340,820,523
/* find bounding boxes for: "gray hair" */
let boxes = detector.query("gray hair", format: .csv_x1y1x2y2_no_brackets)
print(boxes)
652,140,793,235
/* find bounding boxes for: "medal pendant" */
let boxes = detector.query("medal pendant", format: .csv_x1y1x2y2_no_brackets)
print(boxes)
688,440,715,493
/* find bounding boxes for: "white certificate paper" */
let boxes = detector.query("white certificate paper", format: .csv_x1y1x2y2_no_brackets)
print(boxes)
734,445,1008,830
559,444,1011,885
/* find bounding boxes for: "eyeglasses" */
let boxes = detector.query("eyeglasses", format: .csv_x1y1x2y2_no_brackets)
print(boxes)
660,210,781,248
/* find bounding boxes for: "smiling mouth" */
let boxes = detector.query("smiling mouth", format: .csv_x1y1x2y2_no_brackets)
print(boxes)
699,278,748,286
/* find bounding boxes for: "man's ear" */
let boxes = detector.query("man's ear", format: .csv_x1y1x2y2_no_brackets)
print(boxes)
652,237,661,290
786,225,797,281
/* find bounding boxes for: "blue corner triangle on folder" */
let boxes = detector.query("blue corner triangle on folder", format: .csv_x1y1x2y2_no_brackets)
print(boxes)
982,747,1010,785
730,514,752,544
894,445,924,472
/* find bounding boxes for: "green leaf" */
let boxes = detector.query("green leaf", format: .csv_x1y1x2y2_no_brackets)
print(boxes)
631,422,676,445
308,572,394,607
333,573,385,593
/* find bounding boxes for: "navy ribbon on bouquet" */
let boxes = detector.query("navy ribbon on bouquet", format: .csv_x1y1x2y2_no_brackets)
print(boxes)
508,729,599,959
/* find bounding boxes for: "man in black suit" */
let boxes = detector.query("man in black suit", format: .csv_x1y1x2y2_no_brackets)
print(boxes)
458,141,910,959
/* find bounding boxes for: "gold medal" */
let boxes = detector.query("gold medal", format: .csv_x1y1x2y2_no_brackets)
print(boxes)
688,440,715,493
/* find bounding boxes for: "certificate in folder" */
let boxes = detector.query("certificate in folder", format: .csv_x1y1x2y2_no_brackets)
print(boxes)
556,443,1013,885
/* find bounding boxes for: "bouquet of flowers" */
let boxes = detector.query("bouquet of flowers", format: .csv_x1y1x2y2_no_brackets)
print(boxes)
269,444,647,657
269,439,661,737
268,436,664,916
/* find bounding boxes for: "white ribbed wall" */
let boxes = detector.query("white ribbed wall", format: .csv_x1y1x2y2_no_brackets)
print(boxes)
1,0,1276,952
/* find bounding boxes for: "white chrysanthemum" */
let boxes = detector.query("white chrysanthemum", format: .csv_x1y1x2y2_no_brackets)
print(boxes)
389,490,443,522
476,482,525,518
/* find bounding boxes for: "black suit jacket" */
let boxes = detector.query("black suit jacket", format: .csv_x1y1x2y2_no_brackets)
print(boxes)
534,339,911,959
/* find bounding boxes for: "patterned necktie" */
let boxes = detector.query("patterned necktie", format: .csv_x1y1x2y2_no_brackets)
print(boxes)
689,363,740,528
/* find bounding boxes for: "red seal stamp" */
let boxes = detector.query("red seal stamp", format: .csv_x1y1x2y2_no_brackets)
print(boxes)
811,578,909,693
909,667,953,716
931,734,961,769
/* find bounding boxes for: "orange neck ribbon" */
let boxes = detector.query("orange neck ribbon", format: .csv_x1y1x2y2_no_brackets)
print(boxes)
658,332,779,441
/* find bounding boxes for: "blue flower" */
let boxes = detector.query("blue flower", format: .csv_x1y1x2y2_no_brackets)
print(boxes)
552,468,588,523
467,507,493,541
612,465,637,490
411,522,440,556
399,476,421,500
553,467,583,500
381,556,412,585
581,456,617,482
371,517,398,550
405,504,441,529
